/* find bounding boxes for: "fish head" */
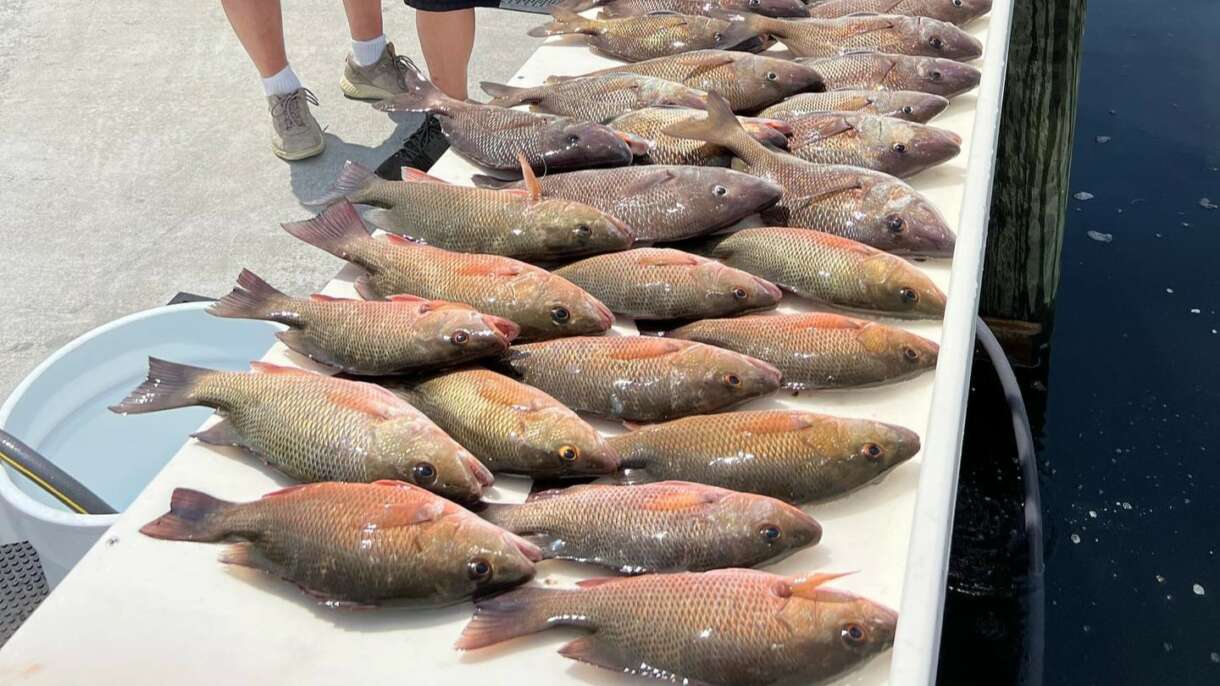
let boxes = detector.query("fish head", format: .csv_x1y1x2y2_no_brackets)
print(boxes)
870,119,961,178
826,417,921,485
682,346,783,407
518,406,622,475
539,120,635,171
716,490,823,557
420,307,520,363
891,16,982,61
455,522,540,598
781,586,898,676
855,323,940,377
857,252,947,318
895,56,981,97
744,58,826,101
526,200,635,257
723,0,810,18
942,0,993,25
694,261,783,313
859,180,956,257
871,91,951,122
517,271,615,340
380,425,492,503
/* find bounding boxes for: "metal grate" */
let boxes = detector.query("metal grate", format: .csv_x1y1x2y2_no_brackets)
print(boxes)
0,542,49,647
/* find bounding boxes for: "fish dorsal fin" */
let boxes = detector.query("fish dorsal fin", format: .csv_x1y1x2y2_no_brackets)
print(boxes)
783,571,856,599
385,294,429,304
456,261,527,278
309,293,354,303
400,167,450,184
639,487,721,512
576,576,620,589
737,412,817,434
327,385,412,421
637,250,702,267
385,233,421,247
516,151,543,202
262,483,316,498
250,361,314,376
790,313,865,331
608,338,686,360
794,115,856,143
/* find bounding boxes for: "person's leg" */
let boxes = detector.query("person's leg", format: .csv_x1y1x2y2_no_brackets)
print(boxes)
342,0,384,42
221,0,289,79
416,9,476,100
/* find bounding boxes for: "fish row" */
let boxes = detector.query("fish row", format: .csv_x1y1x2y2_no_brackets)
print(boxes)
569,0,992,25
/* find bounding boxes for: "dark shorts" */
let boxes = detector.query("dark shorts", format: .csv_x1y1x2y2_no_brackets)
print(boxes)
403,0,501,10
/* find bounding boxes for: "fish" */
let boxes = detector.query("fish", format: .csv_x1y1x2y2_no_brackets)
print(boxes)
479,481,822,573
480,73,709,124
208,269,518,376
757,89,950,123
780,111,961,177
568,0,810,19
806,0,993,25
555,50,824,111
372,56,641,173
282,201,615,341
110,359,493,502
607,410,921,502
309,158,632,260
140,481,539,607
387,368,620,478
668,312,939,390
797,51,982,97
697,227,948,318
457,568,897,686
554,248,782,320
609,106,791,166
502,336,782,421
736,14,983,61
664,93,956,256
527,8,766,63
469,165,782,243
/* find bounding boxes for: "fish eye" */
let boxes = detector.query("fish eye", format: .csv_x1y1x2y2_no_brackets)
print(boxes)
765,71,778,81
861,443,884,461
558,444,580,462
899,287,919,304
724,373,742,387
551,306,571,323
413,461,437,485
732,287,748,300
902,105,914,114
450,329,470,345
886,215,905,233
568,134,580,144
930,70,943,81
759,524,782,541
714,32,724,41
842,623,868,646
902,346,920,362
892,143,907,154
467,558,493,582
952,0,963,6
713,184,728,196
749,0,760,5
929,37,944,50
576,224,591,236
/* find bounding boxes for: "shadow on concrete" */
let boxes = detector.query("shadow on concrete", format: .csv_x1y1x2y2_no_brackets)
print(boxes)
286,114,425,206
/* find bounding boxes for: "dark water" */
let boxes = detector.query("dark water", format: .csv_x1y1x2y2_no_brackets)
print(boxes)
939,0,1220,683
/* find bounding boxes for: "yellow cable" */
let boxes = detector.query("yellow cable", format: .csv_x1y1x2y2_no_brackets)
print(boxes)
0,449,90,515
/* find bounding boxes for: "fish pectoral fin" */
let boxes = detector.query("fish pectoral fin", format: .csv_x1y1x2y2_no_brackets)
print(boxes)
793,115,856,144
559,637,710,686
275,330,345,372
219,542,283,578
352,273,382,301
369,499,448,529
191,419,248,449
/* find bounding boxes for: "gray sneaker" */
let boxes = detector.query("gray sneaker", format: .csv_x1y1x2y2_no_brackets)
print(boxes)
340,42,412,100
268,88,325,161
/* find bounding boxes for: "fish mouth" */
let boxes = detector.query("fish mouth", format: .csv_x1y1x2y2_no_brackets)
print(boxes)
485,316,522,344
745,357,784,389
617,131,654,156
507,533,544,563
606,213,637,244
756,276,783,304
465,454,496,488
592,300,616,330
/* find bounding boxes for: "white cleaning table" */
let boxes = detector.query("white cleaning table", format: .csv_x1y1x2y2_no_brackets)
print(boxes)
0,4,1012,684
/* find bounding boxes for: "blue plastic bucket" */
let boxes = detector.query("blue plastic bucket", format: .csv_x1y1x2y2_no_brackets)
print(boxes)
0,302,279,585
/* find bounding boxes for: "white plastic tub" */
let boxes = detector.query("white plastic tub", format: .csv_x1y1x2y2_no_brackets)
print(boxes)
0,302,280,584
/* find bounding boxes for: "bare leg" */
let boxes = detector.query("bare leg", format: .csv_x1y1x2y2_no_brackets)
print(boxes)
342,0,384,41
220,0,288,78
416,9,476,100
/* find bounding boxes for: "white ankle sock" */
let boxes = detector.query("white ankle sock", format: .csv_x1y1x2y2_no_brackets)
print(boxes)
261,65,302,96
352,35,388,67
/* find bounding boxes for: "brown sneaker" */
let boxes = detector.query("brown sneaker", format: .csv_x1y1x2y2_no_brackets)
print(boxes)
340,42,412,101
268,88,325,161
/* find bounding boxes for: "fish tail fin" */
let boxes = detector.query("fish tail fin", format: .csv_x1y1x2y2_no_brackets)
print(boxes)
208,269,296,324
457,585,578,650
479,82,541,108
470,174,514,189
109,357,212,415
372,58,455,115
661,93,752,152
139,488,235,541
306,160,381,207
528,8,597,38
281,201,370,261
713,12,771,50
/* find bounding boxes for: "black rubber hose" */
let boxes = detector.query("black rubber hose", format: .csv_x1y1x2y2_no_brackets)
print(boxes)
0,429,117,515
975,318,1044,686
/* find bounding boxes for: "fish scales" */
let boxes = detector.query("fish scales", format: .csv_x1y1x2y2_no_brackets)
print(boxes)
798,52,982,97
739,14,982,60
757,90,950,123
806,0,993,25
596,0,810,19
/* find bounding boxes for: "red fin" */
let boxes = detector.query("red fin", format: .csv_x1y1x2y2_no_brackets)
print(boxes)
637,250,701,267
789,313,866,331
139,488,233,541
385,233,421,247
501,188,531,198
575,577,619,589
371,479,415,489
262,483,316,498
737,412,816,434
477,375,546,411
608,338,685,360
249,361,314,376
517,152,542,202
784,571,856,600
327,385,410,421
400,167,450,184
385,294,429,304
456,262,526,278
309,293,353,303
